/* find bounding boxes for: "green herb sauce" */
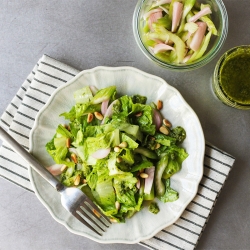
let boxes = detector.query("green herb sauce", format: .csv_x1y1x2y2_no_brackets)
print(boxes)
219,47,250,105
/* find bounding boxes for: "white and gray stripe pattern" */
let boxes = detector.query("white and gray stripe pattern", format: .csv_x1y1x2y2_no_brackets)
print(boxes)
0,55,235,250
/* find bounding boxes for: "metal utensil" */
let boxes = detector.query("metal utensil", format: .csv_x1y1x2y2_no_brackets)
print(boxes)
0,126,111,236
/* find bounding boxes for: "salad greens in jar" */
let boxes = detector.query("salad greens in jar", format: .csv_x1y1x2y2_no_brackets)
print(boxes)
45,85,188,222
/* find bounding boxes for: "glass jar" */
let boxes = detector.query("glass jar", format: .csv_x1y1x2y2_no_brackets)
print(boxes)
212,45,250,110
133,0,228,71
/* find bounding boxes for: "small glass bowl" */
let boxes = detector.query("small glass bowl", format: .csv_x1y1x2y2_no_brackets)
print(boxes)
212,45,250,110
132,0,228,71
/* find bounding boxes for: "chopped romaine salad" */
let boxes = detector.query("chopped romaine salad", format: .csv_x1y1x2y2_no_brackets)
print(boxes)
45,85,188,222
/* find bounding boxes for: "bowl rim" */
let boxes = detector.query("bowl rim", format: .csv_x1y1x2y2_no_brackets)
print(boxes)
132,0,229,71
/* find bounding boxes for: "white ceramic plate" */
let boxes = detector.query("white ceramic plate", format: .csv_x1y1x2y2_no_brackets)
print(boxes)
29,66,204,244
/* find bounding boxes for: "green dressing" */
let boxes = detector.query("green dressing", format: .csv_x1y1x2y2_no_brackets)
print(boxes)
219,47,250,105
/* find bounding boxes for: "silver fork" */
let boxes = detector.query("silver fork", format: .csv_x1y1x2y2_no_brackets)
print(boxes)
0,126,111,236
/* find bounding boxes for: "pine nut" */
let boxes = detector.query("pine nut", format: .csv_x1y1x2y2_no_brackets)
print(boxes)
115,201,120,210
163,118,172,128
140,173,149,178
119,141,128,148
87,113,94,123
114,146,120,152
94,111,104,120
159,126,169,135
60,165,67,172
154,143,161,149
135,112,143,117
136,178,140,189
110,218,118,223
63,124,70,130
82,179,87,184
71,153,78,163
66,138,71,148
74,175,80,186
157,100,163,110
116,157,122,163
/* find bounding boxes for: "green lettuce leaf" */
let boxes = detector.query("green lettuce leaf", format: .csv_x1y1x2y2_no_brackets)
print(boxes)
86,160,117,215
131,103,155,135
131,94,147,104
113,174,138,207
45,135,74,168
75,103,101,118
118,148,135,165
111,121,143,142
154,132,177,146
84,129,119,157
159,179,179,203
107,153,126,175
169,126,186,145
131,160,153,172
163,146,188,179
121,133,139,149
60,106,76,121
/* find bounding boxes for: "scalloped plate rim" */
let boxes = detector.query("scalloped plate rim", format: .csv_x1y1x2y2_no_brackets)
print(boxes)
29,66,205,244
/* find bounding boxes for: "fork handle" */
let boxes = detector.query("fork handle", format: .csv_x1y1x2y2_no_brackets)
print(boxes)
0,126,64,192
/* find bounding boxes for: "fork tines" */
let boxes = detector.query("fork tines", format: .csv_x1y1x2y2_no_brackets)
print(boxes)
73,199,111,236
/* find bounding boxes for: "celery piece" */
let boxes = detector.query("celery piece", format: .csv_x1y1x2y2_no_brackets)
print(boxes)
200,3,212,18
143,39,158,48
177,0,196,33
134,146,158,160
193,10,218,35
182,0,197,19
142,20,150,33
152,2,170,9
155,14,172,30
169,49,178,63
144,184,155,201
155,51,172,63
184,22,198,33
56,124,73,138
180,31,189,42
188,31,212,63
155,154,168,197
149,25,186,63
159,3,171,12
91,86,116,104
186,11,194,21
73,86,93,104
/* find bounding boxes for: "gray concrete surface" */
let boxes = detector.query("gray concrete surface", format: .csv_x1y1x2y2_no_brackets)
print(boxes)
0,0,250,249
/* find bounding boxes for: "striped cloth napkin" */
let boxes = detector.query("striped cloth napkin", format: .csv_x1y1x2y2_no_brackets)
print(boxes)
0,54,235,250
